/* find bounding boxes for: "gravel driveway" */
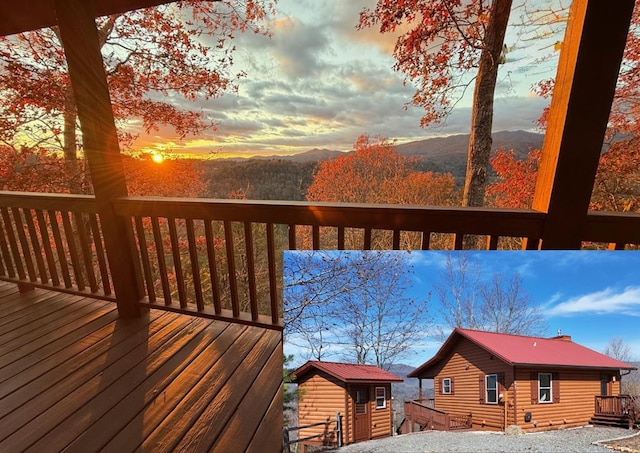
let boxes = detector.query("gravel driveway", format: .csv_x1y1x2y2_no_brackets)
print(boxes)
335,426,638,452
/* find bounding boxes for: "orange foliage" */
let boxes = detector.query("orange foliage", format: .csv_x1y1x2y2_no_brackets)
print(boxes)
487,149,540,209
307,135,459,206
0,146,70,192
488,143,640,213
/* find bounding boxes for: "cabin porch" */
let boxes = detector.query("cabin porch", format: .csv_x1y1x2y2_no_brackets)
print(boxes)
0,280,282,452
591,395,640,429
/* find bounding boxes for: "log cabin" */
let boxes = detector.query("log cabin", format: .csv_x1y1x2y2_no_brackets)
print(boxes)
0,0,640,451
404,328,638,433
292,361,403,448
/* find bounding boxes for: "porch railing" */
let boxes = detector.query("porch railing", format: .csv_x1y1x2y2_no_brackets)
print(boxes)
403,399,472,432
2,191,640,330
595,395,639,419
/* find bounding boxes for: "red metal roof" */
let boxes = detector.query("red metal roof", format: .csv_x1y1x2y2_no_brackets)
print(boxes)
409,328,637,378
292,361,404,384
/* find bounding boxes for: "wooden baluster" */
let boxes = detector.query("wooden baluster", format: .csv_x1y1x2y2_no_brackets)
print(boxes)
134,216,155,302
0,211,16,279
244,222,258,320
36,209,59,287
88,213,110,295
74,212,98,292
151,217,171,305
168,218,187,308
186,219,204,311
266,223,279,325
204,221,222,315
24,209,48,284
48,210,72,288
224,220,240,317
11,207,36,282
61,211,85,290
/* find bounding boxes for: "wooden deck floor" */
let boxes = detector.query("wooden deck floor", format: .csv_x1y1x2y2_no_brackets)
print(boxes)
0,281,283,453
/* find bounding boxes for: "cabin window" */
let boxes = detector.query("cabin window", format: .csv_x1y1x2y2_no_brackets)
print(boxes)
442,378,452,394
539,373,552,403
486,374,498,404
375,387,386,409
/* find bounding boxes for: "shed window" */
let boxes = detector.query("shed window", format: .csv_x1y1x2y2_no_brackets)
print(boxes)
539,373,552,403
375,387,386,409
486,374,498,404
442,378,452,394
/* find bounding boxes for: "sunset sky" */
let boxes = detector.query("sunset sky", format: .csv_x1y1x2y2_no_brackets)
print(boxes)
135,0,563,158
284,251,640,368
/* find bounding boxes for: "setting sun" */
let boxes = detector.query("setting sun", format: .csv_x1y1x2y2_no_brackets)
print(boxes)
151,153,164,164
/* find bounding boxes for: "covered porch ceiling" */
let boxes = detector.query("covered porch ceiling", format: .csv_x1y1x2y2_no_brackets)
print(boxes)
0,0,179,36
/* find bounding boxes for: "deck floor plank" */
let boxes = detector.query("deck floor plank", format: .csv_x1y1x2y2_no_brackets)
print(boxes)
0,306,121,388
0,309,165,413
65,322,237,452
139,326,269,452
211,344,283,452
0,297,113,357
0,281,283,452
0,302,120,385
171,328,282,452
0,312,189,450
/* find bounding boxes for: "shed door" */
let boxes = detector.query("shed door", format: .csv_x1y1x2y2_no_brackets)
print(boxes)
353,387,371,442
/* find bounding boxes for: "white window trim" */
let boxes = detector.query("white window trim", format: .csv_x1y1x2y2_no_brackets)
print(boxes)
538,372,553,404
486,374,498,404
375,386,386,409
442,378,452,394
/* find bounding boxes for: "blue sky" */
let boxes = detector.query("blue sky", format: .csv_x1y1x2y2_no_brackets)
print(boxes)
135,0,563,157
284,251,640,368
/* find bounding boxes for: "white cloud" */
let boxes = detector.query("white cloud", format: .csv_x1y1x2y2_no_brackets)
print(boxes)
547,286,640,317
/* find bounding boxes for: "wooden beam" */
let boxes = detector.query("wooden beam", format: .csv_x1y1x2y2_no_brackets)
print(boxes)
54,0,141,317
531,0,634,249
0,0,178,37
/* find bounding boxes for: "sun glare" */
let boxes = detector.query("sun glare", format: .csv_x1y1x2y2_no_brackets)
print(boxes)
151,153,164,164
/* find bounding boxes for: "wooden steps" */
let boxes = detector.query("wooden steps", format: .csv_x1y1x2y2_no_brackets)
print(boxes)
590,414,632,429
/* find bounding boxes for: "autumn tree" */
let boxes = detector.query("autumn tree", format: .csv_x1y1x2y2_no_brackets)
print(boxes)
0,1,275,191
488,141,640,214
306,134,459,249
283,251,430,369
0,145,69,192
434,252,547,339
359,0,513,208
603,337,639,397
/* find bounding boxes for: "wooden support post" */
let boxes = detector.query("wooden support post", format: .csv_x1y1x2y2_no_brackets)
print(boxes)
54,0,141,317
531,0,634,249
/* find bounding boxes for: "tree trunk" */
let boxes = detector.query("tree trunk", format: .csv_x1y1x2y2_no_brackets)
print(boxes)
463,0,513,208
63,84,81,193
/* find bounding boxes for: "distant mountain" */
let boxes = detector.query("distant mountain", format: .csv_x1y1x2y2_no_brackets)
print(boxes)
284,148,344,162
272,130,544,177
394,130,542,160
389,363,432,404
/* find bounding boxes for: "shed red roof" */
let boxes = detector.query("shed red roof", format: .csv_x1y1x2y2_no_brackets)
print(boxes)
409,328,636,378
292,361,404,384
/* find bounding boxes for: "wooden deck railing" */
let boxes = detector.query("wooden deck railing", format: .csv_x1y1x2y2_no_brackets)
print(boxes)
0,192,115,301
2,191,640,330
595,395,640,419
403,399,472,432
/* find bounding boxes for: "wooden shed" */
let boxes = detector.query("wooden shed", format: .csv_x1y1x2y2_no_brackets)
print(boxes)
292,361,403,448
405,328,637,432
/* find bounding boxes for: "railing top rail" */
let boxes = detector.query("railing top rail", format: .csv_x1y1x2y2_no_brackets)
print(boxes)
114,196,546,237
407,399,448,414
0,191,98,212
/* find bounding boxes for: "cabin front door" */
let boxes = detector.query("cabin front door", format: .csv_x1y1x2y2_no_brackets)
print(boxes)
353,387,371,442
